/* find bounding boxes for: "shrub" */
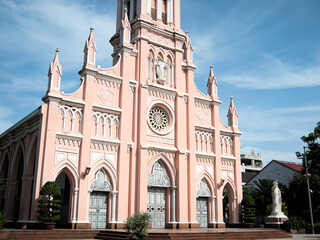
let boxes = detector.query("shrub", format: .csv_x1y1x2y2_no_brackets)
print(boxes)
124,212,151,240
315,222,320,234
242,193,256,223
282,216,306,231
37,181,61,222
0,211,6,229
266,202,288,216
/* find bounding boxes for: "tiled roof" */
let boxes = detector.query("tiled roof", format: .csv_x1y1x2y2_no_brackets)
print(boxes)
277,161,302,172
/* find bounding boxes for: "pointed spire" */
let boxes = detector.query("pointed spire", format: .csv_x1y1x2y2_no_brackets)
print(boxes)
120,8,132,46
183,30,194,62
83,27,97,66
228,96,239,129
47,48,62,92
207,65,218,98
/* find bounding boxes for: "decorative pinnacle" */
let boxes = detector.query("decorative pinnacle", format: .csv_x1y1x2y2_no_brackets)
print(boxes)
210,65,213,69
55,48,59,53
185,30,189,34
231,96,234,100
90,27,94,32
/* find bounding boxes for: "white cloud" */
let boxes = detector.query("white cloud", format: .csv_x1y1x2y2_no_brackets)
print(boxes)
221,55,320,89
0,0,115,68
239,105,320,144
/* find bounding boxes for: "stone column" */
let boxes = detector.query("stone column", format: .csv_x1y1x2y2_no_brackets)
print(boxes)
72,188,79,222
156,0,162,20
111,191,118,222
233,197,237,223
211,196,216,223
170,186,177,222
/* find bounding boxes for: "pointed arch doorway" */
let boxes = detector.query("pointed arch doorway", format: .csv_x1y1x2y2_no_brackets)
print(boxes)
147,160,172,229
55,171,71,227
89,169,112,229
196,179,215,228
223,182,237,227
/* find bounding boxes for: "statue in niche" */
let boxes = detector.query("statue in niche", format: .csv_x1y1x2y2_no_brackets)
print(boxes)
154,59,168,84
271,180,285,216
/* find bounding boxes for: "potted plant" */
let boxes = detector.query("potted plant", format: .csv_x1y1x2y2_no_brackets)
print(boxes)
37,181,61,230
241,193,256,227
0,211,6,229
282,216,306,234
124,212,151,240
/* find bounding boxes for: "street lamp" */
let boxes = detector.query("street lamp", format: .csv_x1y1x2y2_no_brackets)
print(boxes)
296,143,315,235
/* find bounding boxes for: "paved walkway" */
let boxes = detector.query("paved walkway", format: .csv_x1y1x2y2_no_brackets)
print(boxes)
259,234,320,240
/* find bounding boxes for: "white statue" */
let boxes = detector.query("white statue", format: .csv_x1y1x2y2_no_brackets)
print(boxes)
154,59,168,84
271,180,285,217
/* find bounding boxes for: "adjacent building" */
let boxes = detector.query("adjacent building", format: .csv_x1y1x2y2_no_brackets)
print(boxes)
245,160,302,189
0,0,243,229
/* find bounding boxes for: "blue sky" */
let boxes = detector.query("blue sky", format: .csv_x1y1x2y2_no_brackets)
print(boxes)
0,0,319,165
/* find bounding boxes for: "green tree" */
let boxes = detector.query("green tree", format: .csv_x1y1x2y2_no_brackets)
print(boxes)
253,179,288,216
253,179,274,216
287,122,320,225
124,212,151,240
242,189,256,224
301,121,320,175
37,181,61,222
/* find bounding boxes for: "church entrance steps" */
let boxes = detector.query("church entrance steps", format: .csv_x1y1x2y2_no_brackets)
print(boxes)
2,229,100,240
96,228,292,240
1,228,292,240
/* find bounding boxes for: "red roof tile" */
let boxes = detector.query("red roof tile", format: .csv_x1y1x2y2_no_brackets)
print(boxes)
278,161,302,172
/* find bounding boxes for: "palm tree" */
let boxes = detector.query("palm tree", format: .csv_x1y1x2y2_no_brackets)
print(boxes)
254,179,274,215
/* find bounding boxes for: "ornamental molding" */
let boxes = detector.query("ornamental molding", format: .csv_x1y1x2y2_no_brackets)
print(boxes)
195,124,215,132
148,161,171,187
95,77,122,89
129,80,138,92
97,86,116,105
92,104,122,115
195,99,212,109
197,179,211,197
90,137,120,151
56,137,81,147
221,158,235,167
56,132,83,147
147,83,177,101
196,152,215,163
147,150,176,158
143,144,177,153
90,169,112,192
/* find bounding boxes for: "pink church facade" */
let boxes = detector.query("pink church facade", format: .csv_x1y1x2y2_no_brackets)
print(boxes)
0,0,242,229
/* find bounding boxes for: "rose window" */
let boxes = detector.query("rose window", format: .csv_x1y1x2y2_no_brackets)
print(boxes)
149,107,168,131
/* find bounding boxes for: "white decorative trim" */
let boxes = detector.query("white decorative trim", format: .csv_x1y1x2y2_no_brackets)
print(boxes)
129,80,137,92
195,124,215,131
55,133,82,147
221,158,235,166
90,137,120,151
92,104,122,115
144,144,177,153
95,77,122,89
195,130,214,153
92,111,120,138
196,153,215,163
58,105,83,132
127,141,134,153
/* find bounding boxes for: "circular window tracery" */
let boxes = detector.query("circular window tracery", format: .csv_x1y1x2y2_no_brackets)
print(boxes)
149,106,168,131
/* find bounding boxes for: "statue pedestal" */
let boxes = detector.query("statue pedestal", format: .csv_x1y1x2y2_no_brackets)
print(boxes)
265,215,288,228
